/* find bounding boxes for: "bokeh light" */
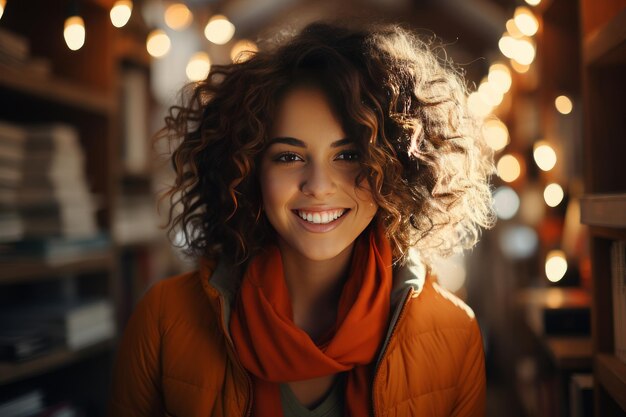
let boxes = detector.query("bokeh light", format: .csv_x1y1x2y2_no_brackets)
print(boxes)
544,183,564,207
186,52,211,81
110,0,132,28
230,39,258,63
500,225,538,259
146,29,171,58
494,186,520,220
545,250,568,282
533,141,557,171
483,118,509,151
204,15,235,45
514,6,539,37
64,16,86,51
488,63,512,94
165,3,192,30
555,95,573,114
497,154,522,182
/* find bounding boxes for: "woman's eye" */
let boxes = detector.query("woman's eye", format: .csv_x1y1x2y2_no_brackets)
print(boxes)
274,152,303,163
336,150,360,162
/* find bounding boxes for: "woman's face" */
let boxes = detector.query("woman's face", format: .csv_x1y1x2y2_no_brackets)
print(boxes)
260,86,378,262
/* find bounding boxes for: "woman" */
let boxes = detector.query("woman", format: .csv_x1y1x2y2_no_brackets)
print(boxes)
109,21,495,417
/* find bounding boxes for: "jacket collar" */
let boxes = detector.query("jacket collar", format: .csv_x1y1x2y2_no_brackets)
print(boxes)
202,254,428,329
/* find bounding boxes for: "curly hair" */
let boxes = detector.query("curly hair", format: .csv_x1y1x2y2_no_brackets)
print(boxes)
160,21,496,266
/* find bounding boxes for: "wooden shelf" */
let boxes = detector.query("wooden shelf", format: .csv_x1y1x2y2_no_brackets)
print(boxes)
596,354,626,411
580,194,626,228
545,337,592,370
0,338,116,386
584,7,626,66
0,66,115,116
0,251,115,284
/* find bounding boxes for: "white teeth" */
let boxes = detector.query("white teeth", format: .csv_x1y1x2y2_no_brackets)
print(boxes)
297,209,346,225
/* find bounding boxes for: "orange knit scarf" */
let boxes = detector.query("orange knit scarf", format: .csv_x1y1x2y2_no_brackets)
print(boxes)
230,225,392,417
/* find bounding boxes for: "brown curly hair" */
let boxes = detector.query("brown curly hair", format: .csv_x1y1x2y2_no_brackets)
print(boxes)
160,21,496,266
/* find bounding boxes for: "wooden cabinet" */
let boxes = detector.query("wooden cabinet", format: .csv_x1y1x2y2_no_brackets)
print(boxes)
579,2,626,415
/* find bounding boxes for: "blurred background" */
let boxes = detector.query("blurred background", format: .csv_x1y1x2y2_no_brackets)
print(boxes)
0,0,625,416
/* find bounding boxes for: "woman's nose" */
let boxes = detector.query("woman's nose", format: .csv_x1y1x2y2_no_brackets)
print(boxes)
300,162,337,199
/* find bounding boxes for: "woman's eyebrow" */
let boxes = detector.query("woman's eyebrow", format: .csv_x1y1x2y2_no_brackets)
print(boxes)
267,137,353,148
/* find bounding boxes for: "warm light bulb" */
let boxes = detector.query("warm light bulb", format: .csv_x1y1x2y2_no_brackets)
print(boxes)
506,19,524,39
230,39,258,63
483,119,509,151
165,3,192,30
468,91,493,118
493,186,520,220
555,95,573,114
533,142,557,171
544,183,564,207
511,38,536,65
110,0,132,28
0,0,6,20
525,0,541,5
514,6,539,37
498,34,517,58
478,80,504,107
204,15,235,45
497,154,521,182
64,15,86,51
186,52,211,81
146,29,170,58
488,63,512,94
510,59,530,74
545,250,567,282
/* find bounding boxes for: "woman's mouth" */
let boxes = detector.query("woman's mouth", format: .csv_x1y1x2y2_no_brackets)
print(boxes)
293,209,348,224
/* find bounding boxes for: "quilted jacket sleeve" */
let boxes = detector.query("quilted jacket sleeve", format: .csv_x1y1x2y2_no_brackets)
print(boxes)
108,282,165,417
451,318,486,417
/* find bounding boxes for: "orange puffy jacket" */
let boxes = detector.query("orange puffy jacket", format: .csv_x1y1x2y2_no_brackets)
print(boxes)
108,259,486,417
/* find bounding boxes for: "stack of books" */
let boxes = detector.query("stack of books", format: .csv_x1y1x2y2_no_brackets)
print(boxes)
0,298,116,359
0,28,51,78
0,121,108,264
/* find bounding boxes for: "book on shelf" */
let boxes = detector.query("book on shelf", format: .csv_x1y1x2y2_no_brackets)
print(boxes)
0,389,45,417
569,373,593,417
0,298,116,351
612,240,626,364
518,287,591,336
0,327,53,362
121,66,150,175
0,27,51,78
113,195,160,244
0,233,111,264
0,121,99,241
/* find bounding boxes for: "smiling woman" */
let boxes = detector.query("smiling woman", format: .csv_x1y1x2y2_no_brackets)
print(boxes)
109,21,495,417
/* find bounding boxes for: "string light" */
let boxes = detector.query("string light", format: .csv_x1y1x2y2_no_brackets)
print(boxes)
514,6,539,37
186,52,211,81
110,0,132,28
497,154,522,183
511,59,531,74
533,141,557,171
555,95,573,114
506,19,524,39
468,91,493,118
146,29,170,58
165,3,192,30
230,39,258,63
478,79,504,107
64,15,86,51
488,63,512,94
483,118,509,151
204,15,235,45
545,250,568,282
0,0,6,20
